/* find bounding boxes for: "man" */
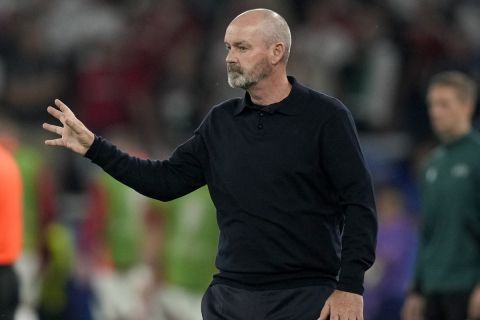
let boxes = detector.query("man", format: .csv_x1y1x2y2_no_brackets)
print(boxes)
0,141,23,320
43,9,377,320
402,71,480,320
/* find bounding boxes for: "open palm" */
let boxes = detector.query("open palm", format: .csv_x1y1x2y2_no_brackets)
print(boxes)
42,99,95,155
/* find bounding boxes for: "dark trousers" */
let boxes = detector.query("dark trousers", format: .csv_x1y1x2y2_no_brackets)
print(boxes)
201,284,334,320
0,265,19,320
425,290,471,320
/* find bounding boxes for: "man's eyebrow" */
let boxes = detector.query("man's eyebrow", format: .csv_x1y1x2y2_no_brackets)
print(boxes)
225,41,250,47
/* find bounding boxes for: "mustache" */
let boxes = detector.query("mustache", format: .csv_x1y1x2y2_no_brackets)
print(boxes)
227,64,242,73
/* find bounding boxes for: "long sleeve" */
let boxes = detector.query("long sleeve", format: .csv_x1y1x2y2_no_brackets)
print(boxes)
84,133,207,201
320,108,378,295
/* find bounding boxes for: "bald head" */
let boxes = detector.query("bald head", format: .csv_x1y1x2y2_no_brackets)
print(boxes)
228,9,291,64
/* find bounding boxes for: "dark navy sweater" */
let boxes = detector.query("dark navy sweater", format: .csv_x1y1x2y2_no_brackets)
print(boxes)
85,77,377,294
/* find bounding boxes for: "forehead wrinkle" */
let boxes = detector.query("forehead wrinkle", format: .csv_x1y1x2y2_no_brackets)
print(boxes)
225,24,264,45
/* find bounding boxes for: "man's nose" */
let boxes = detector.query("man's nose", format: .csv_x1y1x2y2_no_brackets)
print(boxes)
226,50,237,64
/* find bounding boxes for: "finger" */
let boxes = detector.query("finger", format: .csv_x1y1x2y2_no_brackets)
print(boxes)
47,106,65,122
42,123,63,135
65,118,83,135
55,99,73,114
318,303,330,320
45,138,65,147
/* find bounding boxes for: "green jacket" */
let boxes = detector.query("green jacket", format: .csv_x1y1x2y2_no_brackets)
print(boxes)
414,131,480,294
15,146,42,252
101,173,143,270
162,186,219,292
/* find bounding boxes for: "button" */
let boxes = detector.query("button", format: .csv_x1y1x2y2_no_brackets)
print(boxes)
259,112,264,117
257,124,263,129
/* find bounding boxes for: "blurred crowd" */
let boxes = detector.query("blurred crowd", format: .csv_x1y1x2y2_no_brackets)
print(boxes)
0,0,479,319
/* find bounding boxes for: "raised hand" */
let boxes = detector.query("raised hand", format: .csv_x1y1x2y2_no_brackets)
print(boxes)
42,99,95,155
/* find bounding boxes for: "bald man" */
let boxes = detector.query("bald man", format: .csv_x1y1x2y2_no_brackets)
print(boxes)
43,9,377,320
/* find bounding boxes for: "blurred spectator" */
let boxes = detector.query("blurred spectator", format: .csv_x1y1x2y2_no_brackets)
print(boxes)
37,223,74,320
149,186,218,320
0,131,23,320
403,71,480,320
84,128,155,320
1,9,67,124
39,0,125,55
340,4,401,130
290,1,356,97
0,115,58,320
364,184,417,320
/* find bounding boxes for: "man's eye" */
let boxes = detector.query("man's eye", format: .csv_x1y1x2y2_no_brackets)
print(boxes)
239,47,247,51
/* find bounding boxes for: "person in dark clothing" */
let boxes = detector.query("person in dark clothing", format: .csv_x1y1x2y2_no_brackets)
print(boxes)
402,71,480,320
42,8,377,320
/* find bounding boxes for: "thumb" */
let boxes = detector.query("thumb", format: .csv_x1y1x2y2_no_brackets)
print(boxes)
318,301,330,320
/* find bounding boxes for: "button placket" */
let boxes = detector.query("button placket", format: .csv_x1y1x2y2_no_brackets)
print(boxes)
257,110,264,130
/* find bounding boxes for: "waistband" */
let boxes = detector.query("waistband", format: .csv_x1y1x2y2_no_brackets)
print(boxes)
212,270,337,291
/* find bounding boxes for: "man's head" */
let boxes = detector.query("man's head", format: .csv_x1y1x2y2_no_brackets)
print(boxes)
224,8,291,90
427,71,477,142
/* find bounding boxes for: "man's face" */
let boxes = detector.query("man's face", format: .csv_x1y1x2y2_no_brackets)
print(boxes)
427,85,472,139
224,22,273,90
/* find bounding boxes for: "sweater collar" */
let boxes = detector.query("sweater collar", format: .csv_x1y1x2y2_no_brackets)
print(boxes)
444,130,473,149
234,76,308,116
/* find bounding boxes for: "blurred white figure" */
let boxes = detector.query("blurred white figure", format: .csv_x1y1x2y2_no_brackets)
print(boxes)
92,264,153,320
14,254,40,320
39,0,125,54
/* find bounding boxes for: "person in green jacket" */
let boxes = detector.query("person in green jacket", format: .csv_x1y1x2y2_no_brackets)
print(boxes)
402,71,480,320
149,185,218,320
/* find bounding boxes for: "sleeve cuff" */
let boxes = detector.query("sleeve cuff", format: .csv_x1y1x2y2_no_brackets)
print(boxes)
84,135,102,161
337,263,366,295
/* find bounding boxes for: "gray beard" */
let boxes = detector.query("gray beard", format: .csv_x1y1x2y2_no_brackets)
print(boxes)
227,59,272,90
227,72,255,90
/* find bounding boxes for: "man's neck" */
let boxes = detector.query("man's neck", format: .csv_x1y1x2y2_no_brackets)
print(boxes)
247,74,292,106
440,125,471,144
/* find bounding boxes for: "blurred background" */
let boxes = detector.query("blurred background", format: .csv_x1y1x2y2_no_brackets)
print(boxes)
0,0,479,319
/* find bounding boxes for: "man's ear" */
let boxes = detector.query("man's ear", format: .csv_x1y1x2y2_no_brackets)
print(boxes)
271,42,285,65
